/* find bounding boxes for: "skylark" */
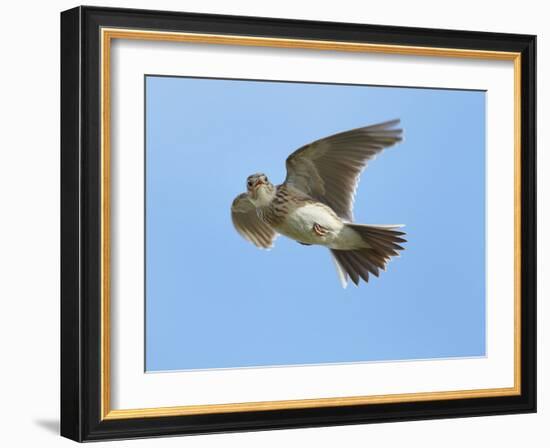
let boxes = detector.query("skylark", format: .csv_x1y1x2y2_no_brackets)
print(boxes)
231,119,405,287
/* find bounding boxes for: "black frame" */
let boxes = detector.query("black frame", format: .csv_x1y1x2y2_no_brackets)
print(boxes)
61,5,536,442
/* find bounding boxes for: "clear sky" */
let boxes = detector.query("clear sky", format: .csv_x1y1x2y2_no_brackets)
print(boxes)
145,75,486,371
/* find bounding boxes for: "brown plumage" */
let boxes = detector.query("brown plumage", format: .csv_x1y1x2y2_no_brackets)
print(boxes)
230,120,406,287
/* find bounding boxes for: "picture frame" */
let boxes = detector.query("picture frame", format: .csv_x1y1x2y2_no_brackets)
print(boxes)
60,5,536,442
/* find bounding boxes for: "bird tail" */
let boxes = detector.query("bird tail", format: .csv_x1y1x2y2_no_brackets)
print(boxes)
330,224,406,287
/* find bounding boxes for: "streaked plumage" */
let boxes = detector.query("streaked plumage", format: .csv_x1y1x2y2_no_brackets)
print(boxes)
231,119,405,287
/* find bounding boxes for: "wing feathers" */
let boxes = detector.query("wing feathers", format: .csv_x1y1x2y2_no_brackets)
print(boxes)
285,119,403,220
231,193,277,249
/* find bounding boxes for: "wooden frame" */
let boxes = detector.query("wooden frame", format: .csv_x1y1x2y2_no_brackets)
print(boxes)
61,5,536,442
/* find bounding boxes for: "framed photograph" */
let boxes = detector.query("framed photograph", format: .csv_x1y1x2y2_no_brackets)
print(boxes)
60,6,536,442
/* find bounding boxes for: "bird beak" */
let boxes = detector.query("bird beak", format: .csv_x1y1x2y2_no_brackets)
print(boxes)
253,179,265,189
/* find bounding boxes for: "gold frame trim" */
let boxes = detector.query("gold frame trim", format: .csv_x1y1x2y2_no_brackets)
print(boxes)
100,28,522,420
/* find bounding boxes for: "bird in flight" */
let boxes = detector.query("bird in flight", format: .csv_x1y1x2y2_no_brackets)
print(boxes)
231,119,405,287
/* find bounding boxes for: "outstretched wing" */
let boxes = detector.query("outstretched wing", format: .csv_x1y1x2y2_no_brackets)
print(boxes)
284,119,403,220
231,193,277,249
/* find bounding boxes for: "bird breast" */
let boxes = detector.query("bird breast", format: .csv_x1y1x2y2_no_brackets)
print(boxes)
256,184,297,227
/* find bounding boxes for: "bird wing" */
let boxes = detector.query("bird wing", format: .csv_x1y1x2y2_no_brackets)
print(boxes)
231,193,277,249
284,119,403,220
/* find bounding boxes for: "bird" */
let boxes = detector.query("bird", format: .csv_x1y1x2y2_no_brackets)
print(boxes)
230,119,405,288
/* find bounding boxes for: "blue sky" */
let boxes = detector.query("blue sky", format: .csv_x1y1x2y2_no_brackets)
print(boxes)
145,75,486,371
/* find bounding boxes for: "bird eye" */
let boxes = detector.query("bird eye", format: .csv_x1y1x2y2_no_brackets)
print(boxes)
247,180,253,187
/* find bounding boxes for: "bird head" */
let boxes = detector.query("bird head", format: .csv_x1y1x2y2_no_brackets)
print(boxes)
246,173,275,205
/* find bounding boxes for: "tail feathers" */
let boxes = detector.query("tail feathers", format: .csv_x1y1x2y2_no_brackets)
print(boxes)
331,224,406,287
